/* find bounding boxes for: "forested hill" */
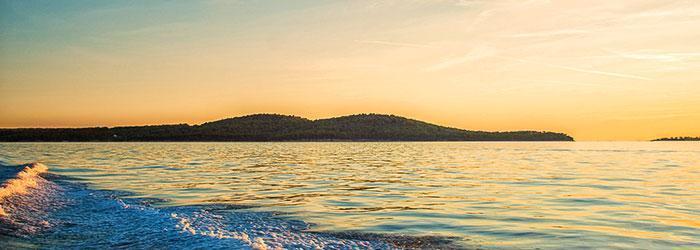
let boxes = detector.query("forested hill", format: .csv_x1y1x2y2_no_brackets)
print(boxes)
0,114,574,142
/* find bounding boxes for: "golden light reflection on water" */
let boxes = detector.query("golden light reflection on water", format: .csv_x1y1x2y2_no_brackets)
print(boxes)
0,142,698,248
0,163,48,217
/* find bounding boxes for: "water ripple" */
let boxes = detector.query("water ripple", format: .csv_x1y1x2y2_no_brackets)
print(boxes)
0,142,698,249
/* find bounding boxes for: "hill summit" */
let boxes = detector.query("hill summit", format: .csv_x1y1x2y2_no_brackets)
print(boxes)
0,113,574,141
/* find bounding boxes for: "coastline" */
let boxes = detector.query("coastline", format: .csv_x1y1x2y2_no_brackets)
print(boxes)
0,114,575,142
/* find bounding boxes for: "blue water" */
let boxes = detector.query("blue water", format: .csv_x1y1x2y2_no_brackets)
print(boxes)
1,142,699,249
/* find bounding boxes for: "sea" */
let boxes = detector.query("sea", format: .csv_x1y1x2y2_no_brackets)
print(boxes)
1,142,698,249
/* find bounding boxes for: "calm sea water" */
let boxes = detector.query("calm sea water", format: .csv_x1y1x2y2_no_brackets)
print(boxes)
1,142,699,249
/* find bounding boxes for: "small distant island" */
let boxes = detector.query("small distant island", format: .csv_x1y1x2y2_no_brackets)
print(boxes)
0,113,574,142
652,136,700,141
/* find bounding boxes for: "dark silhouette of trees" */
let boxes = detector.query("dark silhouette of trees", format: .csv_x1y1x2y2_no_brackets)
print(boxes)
0,113,574,142
652,136,700,141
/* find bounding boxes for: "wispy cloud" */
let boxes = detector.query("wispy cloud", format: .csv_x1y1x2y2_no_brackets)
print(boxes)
516,79,630,89
355,40,437,49
505,29,590,38
500,56,653,81
604,49,700,63
453,0,488,7
627,5,700,19
425,46,497,72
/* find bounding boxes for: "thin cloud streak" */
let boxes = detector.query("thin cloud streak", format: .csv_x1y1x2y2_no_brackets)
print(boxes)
514,79,632,89
604,49,700,63
355,40,437,49
499,56,653,81
424,46,498,72
505,29,590,38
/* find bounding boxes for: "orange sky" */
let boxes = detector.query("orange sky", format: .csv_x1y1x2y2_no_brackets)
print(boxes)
1,0,699,140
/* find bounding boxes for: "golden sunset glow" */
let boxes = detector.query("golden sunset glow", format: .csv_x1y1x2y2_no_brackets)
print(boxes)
1,1,699,140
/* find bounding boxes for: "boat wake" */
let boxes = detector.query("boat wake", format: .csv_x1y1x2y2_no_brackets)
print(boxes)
0,163,49,217
0,162,461,249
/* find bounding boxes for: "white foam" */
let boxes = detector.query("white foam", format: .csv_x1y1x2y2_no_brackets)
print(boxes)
172,212,273,249
168,209,394,249
0,163,48,217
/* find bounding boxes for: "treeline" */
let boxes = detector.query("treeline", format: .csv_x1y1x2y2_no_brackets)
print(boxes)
0,114,574,142
652,136,700,141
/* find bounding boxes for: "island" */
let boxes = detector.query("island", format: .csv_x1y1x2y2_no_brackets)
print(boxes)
0,113,574,142
652,137,700,141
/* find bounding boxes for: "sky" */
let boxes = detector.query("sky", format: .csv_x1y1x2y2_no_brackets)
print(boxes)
1,0,699,140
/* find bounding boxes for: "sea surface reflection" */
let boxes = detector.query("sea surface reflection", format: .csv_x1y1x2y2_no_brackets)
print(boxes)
1,142,699,248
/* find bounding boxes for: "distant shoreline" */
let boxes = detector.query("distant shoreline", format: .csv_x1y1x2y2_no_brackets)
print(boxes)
651,137,700,141
0,140,576,143
0,113,574,142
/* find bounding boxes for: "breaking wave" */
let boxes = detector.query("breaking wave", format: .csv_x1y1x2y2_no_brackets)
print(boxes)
0,163,49,217
0,162,460,249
